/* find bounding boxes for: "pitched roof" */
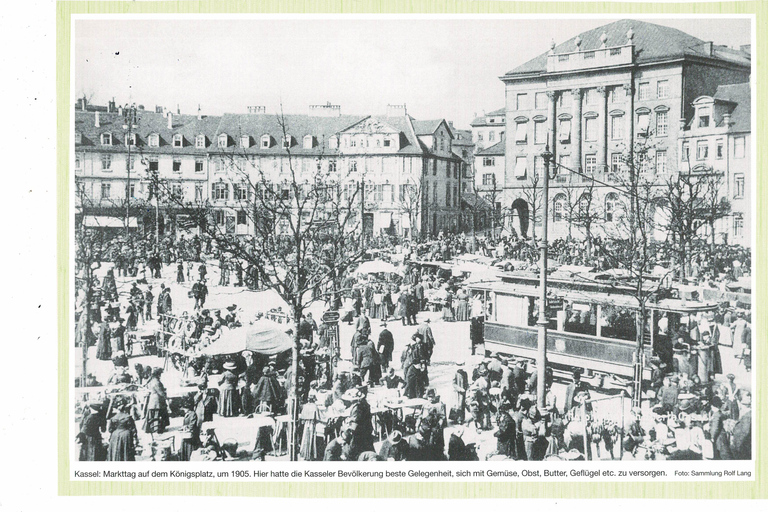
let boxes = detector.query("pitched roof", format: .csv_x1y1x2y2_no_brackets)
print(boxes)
503,19,750,78
714,83,750,132
74,110,221,154
477,139,505,156
470,108,505,127
410,118,453,139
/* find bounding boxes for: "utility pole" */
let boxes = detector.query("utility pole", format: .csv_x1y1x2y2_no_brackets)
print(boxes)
123,104,138,241
359,176,366,248
537,142,554,410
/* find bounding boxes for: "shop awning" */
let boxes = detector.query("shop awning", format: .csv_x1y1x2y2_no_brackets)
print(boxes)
82,216,137,228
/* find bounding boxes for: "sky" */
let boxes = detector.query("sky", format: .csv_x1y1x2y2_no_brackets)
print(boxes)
75,17,751,129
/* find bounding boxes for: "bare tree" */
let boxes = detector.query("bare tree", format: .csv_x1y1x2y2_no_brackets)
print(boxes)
396,176,423,241
600,140,667,405
520,168,543,241
151,111,367,460
569,179,602,259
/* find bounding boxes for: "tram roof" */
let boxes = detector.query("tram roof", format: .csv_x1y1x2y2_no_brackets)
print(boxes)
467,281,719,313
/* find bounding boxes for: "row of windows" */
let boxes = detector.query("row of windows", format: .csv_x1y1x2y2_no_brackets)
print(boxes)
514,83,667,113
95,182,203,202
514,110,668,145
491,150,668,180
682,136,746,162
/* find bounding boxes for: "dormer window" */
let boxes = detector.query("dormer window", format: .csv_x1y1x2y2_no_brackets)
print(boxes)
241,135,250,148
283,135,293,149
383,138,391,148
148,134,160,147
195,134,206,148
75,132,82,144
698,107,711,128
329,136,338,149
303,135,314,149
125,133,137,146
173,134,183,148
218,133,228,148
100,133,112,145
261,135,272,148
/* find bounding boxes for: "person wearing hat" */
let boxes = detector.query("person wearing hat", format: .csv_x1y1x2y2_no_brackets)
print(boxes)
323,427,353,461
355,334,381,387
709,396,726,459
107,396,139,461
110,317,126,355
192,277,208,311
404,360,426,399
450,362,469,424
176,397,200,461
416,318,435,363
217,361,241,417
494,399,516,458
78,400,107,461
342,388,374,459
380,367,405,390
563,370,586,416
378,430,409,461
143,367,170,438
729,391,751,460
377,321,394,372
660,375,680,411
622,408,645,457
447,426,475,461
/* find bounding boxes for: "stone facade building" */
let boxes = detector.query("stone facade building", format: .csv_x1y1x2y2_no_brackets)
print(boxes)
498,19,750,242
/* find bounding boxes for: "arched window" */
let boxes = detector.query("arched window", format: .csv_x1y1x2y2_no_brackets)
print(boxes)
261,134,272,148
605,192,619,222
553,193,566,223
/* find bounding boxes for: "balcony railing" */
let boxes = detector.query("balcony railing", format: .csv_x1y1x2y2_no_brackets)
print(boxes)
547,44,633,73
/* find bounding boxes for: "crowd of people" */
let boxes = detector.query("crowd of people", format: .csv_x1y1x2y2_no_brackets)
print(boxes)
75,228,752,463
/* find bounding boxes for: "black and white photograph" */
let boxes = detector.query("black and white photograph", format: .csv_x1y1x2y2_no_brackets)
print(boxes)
71,16,754,465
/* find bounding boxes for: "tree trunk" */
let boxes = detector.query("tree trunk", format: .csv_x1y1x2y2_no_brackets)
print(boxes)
290,305,303,461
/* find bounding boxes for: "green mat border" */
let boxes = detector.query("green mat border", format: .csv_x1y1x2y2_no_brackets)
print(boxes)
57,0,766,498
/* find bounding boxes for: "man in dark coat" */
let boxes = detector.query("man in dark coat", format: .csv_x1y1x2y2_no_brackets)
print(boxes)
404,361,426,399
406,292,418,326
355,337,380,386
563,370,586,416
144,285,154,320
730,392,751,460
709,396,726,459
416,318,435,363
378,430,408,461
398,291,410,326
346,389,375,459
377,321,394,372
192,278,208,310
323,428,353,461
414,282,425,311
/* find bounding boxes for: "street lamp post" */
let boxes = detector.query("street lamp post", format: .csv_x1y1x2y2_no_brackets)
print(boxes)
536,143,554,410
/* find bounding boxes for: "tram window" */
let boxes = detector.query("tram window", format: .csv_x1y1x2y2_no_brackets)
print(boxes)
495,294,529,327
599,305,637,342
564,302,597,336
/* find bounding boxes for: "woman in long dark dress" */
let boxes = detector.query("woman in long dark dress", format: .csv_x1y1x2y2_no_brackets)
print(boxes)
95,320,112,361
252,366,283,413
108,399,138,461
218,362,240,417
143,367,170,437
79,402,107,461
178,399,200,461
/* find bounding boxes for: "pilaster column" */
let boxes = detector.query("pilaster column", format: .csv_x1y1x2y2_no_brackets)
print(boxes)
546,90,558,158
624,82,634,152
596,86,607,172
571,88,582,172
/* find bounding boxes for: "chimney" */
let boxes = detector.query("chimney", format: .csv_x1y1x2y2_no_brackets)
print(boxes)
386,104,407,117
118,105,123,116
81,97,88,111
177,104,180,115
167,111,173,129
108,98,116,113
309,102,341,117
155,105,163,114
722,112,732,130
247,106,266,114
94,111,100,128
704,41,713,56
197,104,202,120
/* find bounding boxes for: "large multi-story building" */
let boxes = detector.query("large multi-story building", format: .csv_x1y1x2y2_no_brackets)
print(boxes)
678,82,751,246
74,102,465,239
498,19,750,241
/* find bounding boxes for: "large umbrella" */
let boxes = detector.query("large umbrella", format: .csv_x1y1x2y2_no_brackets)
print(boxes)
200,320,294,356
354,260,398,274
